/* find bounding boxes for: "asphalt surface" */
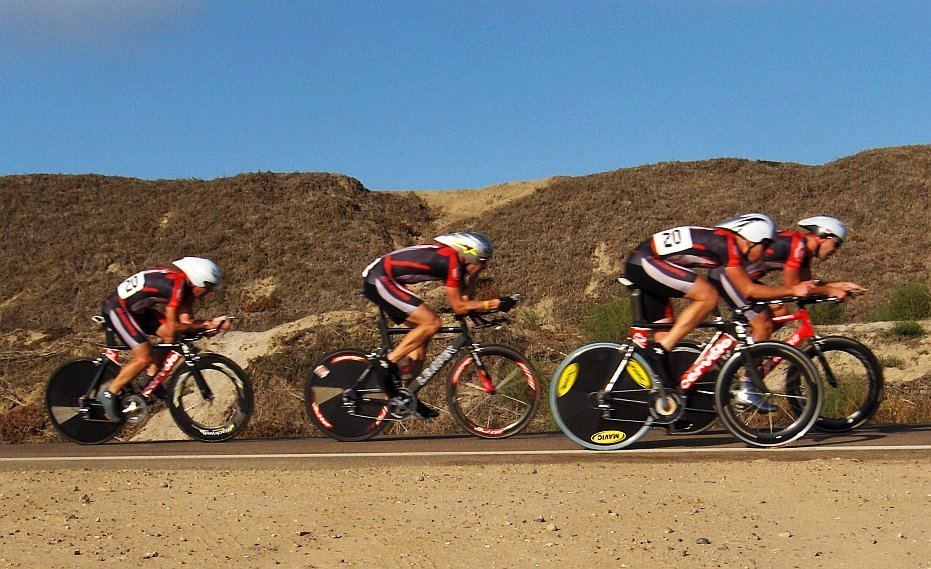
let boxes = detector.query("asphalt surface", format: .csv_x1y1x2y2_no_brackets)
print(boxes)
1,423,929,470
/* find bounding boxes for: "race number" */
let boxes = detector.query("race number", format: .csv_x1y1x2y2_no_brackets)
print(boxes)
652,227,693,255
117,272,146,299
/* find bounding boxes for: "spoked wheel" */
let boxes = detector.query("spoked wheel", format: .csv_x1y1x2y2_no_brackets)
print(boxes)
715,341,823,447
45,359,123,445
446,345,542,438
304,349,391,442
166,353,254,442
805,337,883,432
550,343,655,450
666,341,718,435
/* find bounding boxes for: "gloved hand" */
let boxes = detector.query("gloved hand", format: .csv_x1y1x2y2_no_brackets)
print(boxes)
497,295,517,312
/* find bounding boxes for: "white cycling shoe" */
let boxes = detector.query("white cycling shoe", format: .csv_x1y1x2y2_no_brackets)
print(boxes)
734,380,777,413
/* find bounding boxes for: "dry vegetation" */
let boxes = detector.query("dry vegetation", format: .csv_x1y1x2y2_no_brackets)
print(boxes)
1,146,929,441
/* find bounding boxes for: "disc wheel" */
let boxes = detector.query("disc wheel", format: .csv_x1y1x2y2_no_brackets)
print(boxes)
550,343,655,450
45,359,123,445
805,337,884,432
166,353,254,442
446,346,542,438
715,341,823,447
304,349,391,442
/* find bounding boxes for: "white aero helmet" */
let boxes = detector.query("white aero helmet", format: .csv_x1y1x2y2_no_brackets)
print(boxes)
798,216,848,244
172,257,222,289
714,213,777,244
434,232,494,264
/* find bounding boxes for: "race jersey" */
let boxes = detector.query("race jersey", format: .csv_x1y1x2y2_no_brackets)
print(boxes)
631,226,743,269
363,244,463,289
743,231,811,279
107,268,191,314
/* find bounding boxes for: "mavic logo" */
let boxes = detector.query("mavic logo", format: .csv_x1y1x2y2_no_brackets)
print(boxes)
590,430,626,444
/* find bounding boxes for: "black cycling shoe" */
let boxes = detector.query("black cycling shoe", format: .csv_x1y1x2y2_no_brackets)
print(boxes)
373,357,403,397
414,399,440,420
647,342,676,389
97,389,125,423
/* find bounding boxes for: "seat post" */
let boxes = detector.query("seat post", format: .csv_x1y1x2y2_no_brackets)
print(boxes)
617,277,645,325
376,309,392,350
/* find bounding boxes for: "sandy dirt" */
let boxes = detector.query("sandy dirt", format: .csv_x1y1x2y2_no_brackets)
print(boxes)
407,177,559,226
0,458,927,568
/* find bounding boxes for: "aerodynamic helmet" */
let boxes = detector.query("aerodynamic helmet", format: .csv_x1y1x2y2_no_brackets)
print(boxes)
172,257,223,289
434,232,494,264
714,213,777,244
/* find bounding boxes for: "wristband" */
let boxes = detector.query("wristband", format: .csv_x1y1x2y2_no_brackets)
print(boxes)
482,300,490,311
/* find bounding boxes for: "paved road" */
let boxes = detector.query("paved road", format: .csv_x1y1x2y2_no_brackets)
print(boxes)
1,424,928,470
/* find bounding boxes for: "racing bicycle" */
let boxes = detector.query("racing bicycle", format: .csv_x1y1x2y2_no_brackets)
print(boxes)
46,316,254,444
304,296,541,441
550,278,823,450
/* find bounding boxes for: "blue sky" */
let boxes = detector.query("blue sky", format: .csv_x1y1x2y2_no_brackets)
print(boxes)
1,1,928,189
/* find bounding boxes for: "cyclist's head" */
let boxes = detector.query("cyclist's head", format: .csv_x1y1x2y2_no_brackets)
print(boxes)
714,213,777,245
434,232,494,265
172,257,222,291
798,216,847,244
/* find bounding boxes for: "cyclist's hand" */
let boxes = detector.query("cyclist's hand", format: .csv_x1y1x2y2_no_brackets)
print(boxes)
211,316,231,332
792,281,816,297
497,295,517,312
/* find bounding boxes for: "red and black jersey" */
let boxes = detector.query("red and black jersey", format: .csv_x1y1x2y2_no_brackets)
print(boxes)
743,231,811,279
630,226,743,269
106,268,191,314
363,244,463,289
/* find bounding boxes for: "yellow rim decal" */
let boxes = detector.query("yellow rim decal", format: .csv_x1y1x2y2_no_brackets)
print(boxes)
556,363,579,397
591,430,626,444
626,360,651,388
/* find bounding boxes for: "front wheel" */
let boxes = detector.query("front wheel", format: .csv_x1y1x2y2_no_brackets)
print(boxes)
446,345,542,438
806,336,884,432
45,359,123,444
166,353,253,442
550,343,655,450
715,341,823,447
304,349,391,442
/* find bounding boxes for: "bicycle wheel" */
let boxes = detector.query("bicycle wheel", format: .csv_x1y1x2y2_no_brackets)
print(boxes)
805,336,883,432
446,345,542,438
714,341,823,447
667,341,718,435
550,343,654,450
45,359,123,445
304,349,391,442
166,353,253,442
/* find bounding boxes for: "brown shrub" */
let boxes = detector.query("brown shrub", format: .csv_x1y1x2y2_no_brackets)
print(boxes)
0,403,47,443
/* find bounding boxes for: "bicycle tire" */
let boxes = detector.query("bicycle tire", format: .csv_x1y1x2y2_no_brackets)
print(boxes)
445,345,542,438
304,349,391,442
45,358,123,445
666,341,718,435
550,343,654,450
166,353,254,442
805,336,884,432
714,341,823,447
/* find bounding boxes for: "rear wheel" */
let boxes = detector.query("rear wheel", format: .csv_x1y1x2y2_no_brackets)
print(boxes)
446,346,541,438
45,359,123,445
715,342,823,447
550,343,654,450
806,337,883,432
304,349,390,442
166,353,254,442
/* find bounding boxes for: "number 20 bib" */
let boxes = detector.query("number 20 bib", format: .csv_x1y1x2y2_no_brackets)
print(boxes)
651,227,694,255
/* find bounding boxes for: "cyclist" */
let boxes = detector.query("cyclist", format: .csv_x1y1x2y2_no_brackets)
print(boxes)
709,215,866,340
362,232,514,418
97,257,230,421
623,213,815,393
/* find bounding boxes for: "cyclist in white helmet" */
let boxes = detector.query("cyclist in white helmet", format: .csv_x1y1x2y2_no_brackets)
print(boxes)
97,257,230,421
624,214,815,391
709,215,866,340
362,232,515,418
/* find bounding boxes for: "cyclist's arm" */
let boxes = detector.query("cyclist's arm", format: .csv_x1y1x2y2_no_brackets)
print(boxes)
445,286,500,315
783,268,866,298
725,265,813,300
163,305,224,336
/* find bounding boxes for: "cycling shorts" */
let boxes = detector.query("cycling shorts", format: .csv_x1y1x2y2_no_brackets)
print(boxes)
623,259,692,322
362,278,424,325
102,296,163,349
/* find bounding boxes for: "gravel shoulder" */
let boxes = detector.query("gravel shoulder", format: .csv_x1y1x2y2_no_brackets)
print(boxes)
0,457,927,568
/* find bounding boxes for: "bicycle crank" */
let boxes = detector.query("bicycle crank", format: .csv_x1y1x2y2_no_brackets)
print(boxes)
122,394,150,425
648,391,685,424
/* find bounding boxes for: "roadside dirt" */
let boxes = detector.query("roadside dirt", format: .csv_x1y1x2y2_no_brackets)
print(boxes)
0,458,926,568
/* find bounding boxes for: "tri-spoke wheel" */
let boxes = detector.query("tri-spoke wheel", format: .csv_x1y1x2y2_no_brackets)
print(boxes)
166,353,253,442
446,345,541,438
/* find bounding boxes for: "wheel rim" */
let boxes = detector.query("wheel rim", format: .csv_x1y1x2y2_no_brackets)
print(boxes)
173,363,250,434
307,352,389,440
449,352,539,437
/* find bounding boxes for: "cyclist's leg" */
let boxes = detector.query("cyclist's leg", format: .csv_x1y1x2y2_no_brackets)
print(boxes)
103,302,155,395
659,277,717,350
388,305,441,363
